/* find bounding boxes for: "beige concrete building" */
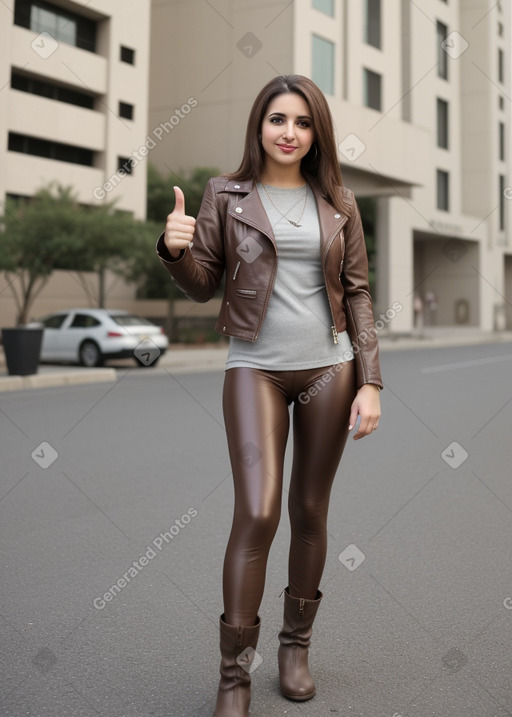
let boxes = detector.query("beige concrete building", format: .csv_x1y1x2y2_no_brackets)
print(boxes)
0,0,150,217
149,0,512,332
0,0,154,324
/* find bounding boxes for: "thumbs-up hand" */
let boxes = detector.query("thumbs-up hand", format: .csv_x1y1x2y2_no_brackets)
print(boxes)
164,186,196,258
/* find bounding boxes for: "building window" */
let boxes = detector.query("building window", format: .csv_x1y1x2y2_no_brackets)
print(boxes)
499,96,504,110
498,48,504,83
363,68,382,111
499,175,505,230
120,45,135,65
499,122,505,161
437,169,449,211
498,22,503,36
312,34,335,95
6,192,32,203
364,0,381,49
8,132,94,166
11,71,95,109
437,98,449,149
401,0,412,122
117,156,134,175
14,0,96,52
312,0,334,15
119,102,134,120
437,21,448,80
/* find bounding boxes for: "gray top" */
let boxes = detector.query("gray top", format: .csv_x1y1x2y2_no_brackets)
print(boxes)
226,182,354,371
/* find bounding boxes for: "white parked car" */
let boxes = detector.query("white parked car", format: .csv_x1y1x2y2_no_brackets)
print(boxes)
30,309,169,367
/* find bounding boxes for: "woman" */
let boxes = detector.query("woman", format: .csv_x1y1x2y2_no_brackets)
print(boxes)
157,75,382,716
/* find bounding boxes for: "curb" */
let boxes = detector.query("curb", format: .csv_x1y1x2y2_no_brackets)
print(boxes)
0,368,117,393
1,333,511,392
378,332,512,351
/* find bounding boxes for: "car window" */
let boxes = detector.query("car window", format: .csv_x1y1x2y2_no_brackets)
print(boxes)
43,314,68,329
110,314,152,326
70,314,102,328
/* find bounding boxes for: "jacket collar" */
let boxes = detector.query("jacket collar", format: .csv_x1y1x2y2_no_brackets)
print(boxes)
223,177,349,256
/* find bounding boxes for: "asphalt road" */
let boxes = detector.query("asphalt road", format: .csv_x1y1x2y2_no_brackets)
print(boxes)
1,341,512,717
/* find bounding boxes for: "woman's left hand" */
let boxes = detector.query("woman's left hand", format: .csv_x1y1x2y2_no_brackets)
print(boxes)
348,384,381,440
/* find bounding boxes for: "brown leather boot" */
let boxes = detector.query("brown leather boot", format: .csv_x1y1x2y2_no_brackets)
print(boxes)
277,587,323,701
213,614,261,716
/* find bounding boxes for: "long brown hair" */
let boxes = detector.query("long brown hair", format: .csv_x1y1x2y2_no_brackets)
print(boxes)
226,75,349,214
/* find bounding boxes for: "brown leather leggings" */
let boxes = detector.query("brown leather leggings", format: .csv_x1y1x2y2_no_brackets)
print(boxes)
221,360,356,626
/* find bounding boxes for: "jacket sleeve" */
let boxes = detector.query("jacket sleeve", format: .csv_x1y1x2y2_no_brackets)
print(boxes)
155,177,225,303
341,192,383,390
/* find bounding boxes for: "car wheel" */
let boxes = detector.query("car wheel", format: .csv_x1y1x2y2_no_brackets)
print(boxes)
135,357,160,368
79,340,103,367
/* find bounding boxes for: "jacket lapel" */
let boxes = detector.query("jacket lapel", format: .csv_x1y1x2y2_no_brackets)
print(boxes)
223,178,349,257
314,191,349,262
224,179,276,247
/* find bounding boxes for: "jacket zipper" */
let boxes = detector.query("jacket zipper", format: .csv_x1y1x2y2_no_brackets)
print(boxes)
235,220,277,341
323,230,342,345
253,252,277,340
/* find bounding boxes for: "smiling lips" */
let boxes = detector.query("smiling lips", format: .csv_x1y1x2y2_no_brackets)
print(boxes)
276,144,298,153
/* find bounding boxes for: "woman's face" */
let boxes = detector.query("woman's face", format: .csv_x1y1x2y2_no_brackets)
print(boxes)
260,92,315,173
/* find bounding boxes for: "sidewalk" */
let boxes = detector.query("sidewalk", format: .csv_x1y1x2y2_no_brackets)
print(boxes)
1,328,511,392
0,363,118,392
378,326,512,350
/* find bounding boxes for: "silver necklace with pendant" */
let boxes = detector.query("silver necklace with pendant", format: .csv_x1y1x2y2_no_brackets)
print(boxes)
261,183,308,227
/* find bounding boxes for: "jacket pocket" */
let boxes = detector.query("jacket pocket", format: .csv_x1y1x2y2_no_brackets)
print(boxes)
235,289,257,298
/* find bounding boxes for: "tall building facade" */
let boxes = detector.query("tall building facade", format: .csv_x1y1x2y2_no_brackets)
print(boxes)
0,0,150,219
149,0,511,332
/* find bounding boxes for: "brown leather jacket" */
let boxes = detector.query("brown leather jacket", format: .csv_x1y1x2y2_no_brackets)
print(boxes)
156,175,383,389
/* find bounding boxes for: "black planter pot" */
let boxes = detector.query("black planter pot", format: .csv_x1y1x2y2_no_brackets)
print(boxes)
1,327,44,376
